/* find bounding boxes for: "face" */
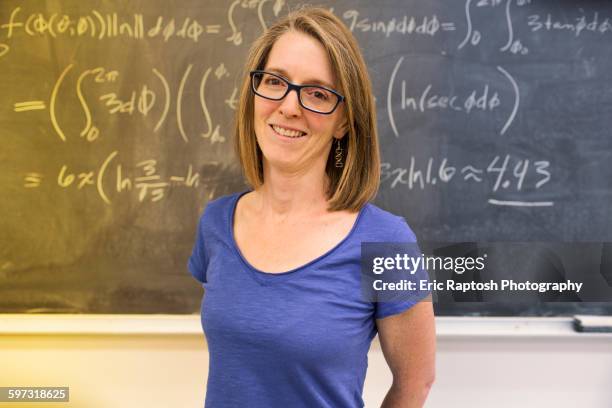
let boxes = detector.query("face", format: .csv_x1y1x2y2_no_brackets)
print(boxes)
253,30,346,176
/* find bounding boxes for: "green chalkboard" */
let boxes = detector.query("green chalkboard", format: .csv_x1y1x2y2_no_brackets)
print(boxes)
1,0,611,314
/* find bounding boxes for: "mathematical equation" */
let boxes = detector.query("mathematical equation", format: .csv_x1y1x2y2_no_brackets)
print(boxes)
381,154,553,207
4,1,609,145
3,0,608,212
13,64,234,144
23,150,202,204
0,1,285,58
387,58,519,137
342,0,611,53
2,1,610,61
11,58,520,145
23,152,553,206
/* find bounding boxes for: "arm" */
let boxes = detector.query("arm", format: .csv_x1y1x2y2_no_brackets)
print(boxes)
377,298,436,408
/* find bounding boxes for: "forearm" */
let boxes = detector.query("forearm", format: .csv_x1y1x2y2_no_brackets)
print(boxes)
380,380,433,408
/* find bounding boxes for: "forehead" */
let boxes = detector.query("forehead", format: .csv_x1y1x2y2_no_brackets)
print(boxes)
264,30,336,88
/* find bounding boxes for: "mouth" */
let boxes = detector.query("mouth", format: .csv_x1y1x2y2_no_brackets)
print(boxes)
269,124,307,139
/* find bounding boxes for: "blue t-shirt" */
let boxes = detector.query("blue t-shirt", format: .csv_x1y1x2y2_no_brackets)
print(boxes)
188,191,426,408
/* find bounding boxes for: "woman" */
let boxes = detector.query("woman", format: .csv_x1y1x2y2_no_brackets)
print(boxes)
189,6,435,408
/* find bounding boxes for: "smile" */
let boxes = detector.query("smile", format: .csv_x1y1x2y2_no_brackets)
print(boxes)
270,124,307,138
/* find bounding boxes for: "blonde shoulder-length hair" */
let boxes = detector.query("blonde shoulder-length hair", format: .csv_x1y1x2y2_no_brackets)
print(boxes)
233,6,380,212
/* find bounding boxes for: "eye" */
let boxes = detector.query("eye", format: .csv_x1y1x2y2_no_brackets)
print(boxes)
263,76,283,86
308,88,330,100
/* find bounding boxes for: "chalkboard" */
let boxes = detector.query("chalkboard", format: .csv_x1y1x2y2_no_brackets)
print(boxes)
1,0,611,315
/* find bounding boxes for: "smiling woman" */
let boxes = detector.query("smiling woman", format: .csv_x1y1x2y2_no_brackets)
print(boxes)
251,29,349,185
233,7,382,211
188,6,435,408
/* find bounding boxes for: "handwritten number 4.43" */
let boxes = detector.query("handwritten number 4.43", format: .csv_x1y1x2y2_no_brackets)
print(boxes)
487,155,550,192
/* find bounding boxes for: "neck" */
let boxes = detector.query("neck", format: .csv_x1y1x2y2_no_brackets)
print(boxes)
254,161,330,219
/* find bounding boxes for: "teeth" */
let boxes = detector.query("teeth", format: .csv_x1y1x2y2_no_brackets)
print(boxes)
272,125,306,138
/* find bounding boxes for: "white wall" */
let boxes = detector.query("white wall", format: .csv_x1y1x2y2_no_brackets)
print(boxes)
368,321,612,408
0,316,610,408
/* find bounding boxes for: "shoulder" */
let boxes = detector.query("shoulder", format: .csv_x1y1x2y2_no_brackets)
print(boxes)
196,190,246,229
200,191,245,216
204,191,243,213
356,203,417,242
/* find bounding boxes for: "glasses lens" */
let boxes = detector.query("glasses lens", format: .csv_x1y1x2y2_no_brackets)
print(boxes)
300,86,338,113
251,72,340,114
252,72,287,99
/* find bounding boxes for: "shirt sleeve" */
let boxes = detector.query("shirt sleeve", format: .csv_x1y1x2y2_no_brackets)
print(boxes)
187,208,208,284
374,216,431,319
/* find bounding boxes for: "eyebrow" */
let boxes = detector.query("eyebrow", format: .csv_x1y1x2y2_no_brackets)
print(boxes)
265,67,336,90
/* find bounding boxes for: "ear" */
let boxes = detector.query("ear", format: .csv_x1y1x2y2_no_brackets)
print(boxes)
333,117,349,140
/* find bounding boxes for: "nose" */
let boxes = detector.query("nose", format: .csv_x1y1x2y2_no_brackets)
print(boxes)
278,88,302,118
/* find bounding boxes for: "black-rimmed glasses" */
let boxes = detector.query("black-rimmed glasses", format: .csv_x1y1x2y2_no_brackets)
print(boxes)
250,70,345,114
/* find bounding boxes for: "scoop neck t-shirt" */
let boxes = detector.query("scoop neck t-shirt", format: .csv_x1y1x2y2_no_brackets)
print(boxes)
188,191,426,407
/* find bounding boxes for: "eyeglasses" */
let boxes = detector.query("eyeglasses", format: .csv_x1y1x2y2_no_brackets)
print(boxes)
250,70,345,115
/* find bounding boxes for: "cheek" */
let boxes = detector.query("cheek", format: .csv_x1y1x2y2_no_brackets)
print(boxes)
308,116,333,137
254,98,277,120
253,100,275,146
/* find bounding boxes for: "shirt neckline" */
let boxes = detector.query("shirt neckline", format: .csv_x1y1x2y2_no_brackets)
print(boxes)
228,190,368,285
